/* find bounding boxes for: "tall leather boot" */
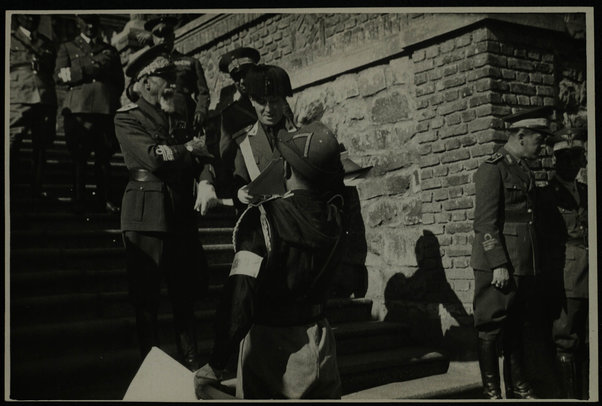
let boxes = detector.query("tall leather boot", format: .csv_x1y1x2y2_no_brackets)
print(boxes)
477,338,502,399
135,309,159,360
72,160,86,214
175,319,200,371
503,333,537,399
556,353,578,399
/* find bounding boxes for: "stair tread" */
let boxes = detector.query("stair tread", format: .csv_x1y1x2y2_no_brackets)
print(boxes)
11,244,233,256
12,227,233,237
338,346,448,373
343,361,481,400
11,298,373,335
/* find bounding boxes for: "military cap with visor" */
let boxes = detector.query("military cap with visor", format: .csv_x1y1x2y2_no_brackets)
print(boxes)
547,127,587,152
245,64,293,101
219,47,261,74
76,14,100,25
502,105,555,135
125,44,174,80
144,15,178,32
276,121,344,186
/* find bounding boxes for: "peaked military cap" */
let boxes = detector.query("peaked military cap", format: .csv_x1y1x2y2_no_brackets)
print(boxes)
218,47,261,74
547,127,587,151
503,105,554,135
245,64,293,99
144,15,178,32
76,14,100,25
276,121,344,184
125,44,173,79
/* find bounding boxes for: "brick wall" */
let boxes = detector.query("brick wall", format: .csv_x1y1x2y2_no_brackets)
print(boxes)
167,13,586,355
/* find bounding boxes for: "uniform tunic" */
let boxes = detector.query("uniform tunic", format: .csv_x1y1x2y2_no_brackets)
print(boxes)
55,34,125,159
9,27,57,148
540,176,588,353
471,147,541,338
169,50,210,131
208,190,345,399
114,98,212,353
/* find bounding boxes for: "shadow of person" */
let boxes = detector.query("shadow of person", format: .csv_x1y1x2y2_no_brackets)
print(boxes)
383,230,476,361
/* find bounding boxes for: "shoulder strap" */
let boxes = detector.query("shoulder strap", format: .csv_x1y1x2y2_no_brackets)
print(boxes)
239,135,262,180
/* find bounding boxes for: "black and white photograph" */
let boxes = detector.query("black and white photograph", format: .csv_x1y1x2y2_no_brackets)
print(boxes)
4,6,598,401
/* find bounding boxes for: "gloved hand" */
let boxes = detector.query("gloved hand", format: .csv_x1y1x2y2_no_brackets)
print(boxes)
58,67,72,83
237,185,253,205
185,136,212,159
194,180,218,216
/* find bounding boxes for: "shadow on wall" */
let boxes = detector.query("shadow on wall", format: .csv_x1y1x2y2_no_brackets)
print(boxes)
384,230,477,361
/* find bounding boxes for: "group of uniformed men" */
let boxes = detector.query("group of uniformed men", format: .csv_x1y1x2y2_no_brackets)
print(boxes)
10,13,589,400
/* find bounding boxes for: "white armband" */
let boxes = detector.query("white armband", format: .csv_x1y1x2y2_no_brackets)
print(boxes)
229,250,263,278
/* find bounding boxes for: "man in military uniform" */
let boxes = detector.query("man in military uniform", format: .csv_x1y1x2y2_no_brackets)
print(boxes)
9,14,57,198
223,64,298,214
114,45,219,370
194,121,346,399
144,15,210,137
539,127,588,399
215,47,261,161
55,14,124,213
470,106,554,399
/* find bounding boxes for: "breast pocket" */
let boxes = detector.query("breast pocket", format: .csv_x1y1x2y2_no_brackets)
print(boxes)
504,182,524,204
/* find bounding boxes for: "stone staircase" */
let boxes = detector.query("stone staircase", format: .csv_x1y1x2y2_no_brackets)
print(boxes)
8,135,450,400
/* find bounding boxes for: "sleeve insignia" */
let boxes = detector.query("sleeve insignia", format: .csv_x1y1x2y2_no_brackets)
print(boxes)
482,233,498,251
156,145,175,161
485,152,503,164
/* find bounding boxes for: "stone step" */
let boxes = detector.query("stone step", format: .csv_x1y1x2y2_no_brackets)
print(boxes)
338,346,450,394
10,299,375,359
10,244,235,270
11,264,232,297
10,181,128,197
10,227,234,248
10,208,235,230
19,145,125,164
10,318,416,401
343,360,482,400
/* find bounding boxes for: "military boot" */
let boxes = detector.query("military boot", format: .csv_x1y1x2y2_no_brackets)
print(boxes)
72,160,86,213
477,338,502,399
176,321,200,371
504,342,537,399
135,309,160,360
556,353,578,399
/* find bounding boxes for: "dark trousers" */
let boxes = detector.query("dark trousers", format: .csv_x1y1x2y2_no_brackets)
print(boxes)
10,103,56,194
553,297,588,354
63,112,118,206
473,270,538,340
123,229,208,358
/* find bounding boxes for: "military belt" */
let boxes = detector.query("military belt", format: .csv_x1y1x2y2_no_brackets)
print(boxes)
255,303,325,327
129,168,161,182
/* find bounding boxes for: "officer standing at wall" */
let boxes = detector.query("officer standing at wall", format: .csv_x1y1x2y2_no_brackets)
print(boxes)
539,127,589,399
470,106,554,399
10,14,57,198
55,14,124,213
144,15,210,137
194,121,346,399
224,64,298,214
114,45,219,370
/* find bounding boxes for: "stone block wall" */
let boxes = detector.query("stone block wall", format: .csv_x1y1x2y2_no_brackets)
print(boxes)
168,13,586,355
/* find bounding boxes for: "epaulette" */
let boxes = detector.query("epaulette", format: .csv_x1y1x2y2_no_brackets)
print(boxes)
485,152,503,164
116,103,138,113
231,123,254,141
